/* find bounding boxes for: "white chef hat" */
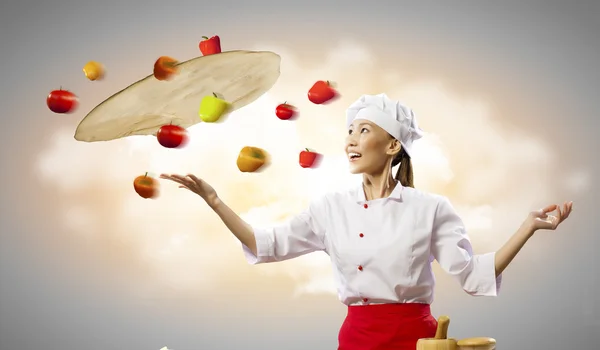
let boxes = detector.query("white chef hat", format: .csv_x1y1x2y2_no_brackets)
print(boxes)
346,93,424,157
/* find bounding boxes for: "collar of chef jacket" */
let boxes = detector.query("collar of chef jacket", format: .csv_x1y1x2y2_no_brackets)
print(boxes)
355,180,404,203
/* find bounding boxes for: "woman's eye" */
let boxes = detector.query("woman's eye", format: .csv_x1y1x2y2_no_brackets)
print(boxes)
348,129,353,135
361,128,368,133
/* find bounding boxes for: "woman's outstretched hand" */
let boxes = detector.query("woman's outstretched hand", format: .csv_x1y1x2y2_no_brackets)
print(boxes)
160,173,219,207
527,201,573,232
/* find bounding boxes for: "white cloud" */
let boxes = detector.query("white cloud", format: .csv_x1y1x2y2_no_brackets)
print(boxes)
293,274,337,298
325,40,375,66
411,132,454,188
454,205,494,231
35,40,558,297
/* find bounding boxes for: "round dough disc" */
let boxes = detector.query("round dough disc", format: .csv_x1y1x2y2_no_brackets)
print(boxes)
74,50,281,142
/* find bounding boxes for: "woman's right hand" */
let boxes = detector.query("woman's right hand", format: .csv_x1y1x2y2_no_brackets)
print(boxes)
160,173,219,207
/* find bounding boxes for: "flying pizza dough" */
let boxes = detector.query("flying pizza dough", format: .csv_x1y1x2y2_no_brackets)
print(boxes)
74,50,281,142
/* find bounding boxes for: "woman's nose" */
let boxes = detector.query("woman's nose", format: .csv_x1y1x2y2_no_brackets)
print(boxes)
345,135,357,147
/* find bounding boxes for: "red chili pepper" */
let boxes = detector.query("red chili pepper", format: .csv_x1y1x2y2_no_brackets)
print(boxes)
199,35,222,56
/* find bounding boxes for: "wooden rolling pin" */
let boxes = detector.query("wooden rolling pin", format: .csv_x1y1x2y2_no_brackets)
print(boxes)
416,316,457,350
456,337,496,350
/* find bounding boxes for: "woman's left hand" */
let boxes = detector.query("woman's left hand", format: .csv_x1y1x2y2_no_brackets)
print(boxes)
526,201,573,232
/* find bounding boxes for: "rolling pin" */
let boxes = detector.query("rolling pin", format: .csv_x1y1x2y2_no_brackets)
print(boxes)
456,337,496,350
416,316,457,350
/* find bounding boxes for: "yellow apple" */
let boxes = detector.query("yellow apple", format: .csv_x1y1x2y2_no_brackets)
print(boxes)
198,92,230,122
83,60,105,81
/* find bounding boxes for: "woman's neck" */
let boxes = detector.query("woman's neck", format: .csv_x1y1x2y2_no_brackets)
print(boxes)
362,173,397,200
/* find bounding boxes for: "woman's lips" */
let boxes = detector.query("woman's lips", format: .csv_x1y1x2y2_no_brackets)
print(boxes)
348,152,362,162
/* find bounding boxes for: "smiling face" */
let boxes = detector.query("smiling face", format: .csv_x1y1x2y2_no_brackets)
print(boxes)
346,119,401,175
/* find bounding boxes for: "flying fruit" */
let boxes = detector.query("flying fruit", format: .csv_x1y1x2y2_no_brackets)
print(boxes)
156,123,188,148
133,172,159,199
299,148,320,168
82,60,105,81
275,102,296,120
236,146,268,173
199,92,230,123
199,35,222,56
153,56,179,81
308,80,337,104
47,88,78,114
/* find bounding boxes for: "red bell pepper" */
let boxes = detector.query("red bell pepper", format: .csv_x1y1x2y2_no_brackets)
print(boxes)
199,35,222,56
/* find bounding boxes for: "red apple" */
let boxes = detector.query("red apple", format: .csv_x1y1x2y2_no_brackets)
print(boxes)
157,124,188,148
47,88,78,113
275,102,296,120
299,148,320,168
308,80,337,104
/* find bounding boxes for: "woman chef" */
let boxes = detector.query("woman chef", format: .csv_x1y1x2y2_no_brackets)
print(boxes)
160,93,573,350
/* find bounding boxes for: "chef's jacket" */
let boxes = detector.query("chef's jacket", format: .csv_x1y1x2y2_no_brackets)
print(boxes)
242,182,502,305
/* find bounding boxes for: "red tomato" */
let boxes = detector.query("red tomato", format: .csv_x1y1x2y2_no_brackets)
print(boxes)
47,88,78,114
157,124,188,148
275,102,296,120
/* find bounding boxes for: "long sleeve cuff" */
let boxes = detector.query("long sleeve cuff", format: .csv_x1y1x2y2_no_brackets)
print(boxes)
242,227,273,265
466,252,502,296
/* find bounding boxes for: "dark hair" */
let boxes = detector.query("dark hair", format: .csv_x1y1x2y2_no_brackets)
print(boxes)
391,147,414,188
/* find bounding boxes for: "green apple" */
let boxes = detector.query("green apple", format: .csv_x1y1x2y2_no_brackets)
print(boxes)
198,92,230,122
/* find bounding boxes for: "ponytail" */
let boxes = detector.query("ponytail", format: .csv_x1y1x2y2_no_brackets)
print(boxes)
392,148,414,188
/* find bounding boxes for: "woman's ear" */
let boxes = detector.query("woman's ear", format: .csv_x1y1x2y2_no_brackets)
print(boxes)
388,138,401,156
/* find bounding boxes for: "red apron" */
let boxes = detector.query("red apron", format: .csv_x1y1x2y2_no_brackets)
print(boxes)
338,303,437,350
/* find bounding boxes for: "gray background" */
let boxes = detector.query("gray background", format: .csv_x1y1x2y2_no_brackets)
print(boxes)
1,0,598,349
